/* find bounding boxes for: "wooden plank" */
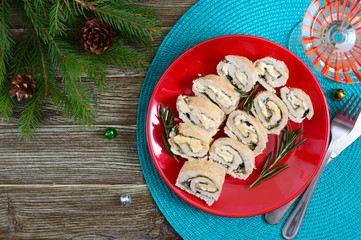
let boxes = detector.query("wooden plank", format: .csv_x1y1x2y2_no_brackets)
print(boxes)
0,185,181,239
0,1,198,239
1,76,144,127
0,126,145,185
9,1,197,29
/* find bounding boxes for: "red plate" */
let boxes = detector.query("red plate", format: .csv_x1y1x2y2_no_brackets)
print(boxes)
146,35,329,217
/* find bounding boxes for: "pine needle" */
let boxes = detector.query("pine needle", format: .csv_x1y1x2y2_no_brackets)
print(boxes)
0,0,160,140
0,0,14,87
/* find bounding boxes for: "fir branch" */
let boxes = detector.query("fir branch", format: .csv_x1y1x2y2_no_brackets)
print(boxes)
48,88,71,115
90,0,112,5
249,125,306,189
23,1,96,129
62,0,78,24
49,0,67,36
61,60,93,112
86,52,108,92
0,0,14,120
0,0,13,87
34,0,48,18
115,34,157,55
2,0,160,140
75,0,161,39
18,71,46,141
48,87,92,126
23,0,51,43
34,35,48,96
19,92,44,141
17,37,55,140
100,44,148,69
0,79,15,120
10,34,34,76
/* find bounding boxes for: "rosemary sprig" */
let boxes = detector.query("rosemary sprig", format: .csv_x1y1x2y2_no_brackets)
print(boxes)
159,104,179,162
235,85,259,114
249,125,306,189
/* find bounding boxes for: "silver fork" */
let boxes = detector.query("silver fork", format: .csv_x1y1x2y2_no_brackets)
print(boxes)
282,94,361,240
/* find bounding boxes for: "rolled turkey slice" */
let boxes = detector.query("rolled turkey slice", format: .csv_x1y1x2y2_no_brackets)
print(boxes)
175,158,226,206
209,137,255,180
176,95,226,136
224,110,268,156
280,87,314,123
168,122,213,159
251,91,288,135
217,55,258,92
193,74,240,114
254,57,289,93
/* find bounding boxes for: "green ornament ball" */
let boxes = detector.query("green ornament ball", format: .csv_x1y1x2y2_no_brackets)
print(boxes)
105,127,117,139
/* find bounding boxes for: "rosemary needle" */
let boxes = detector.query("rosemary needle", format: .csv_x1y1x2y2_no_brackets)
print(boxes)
249,125,306,189
235,85,258,114
159,104,179,162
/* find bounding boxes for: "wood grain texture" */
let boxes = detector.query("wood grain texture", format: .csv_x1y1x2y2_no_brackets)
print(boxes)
0,185,181,240
0,0,198,239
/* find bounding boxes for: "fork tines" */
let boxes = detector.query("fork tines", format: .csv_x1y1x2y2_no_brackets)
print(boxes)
340,94,361,120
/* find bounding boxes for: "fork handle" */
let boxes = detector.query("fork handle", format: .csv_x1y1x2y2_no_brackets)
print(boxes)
265,155,335,225
282,139,338,239
265,198,297,225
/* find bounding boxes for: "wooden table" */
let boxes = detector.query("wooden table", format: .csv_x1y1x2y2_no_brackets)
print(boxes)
0,1,197,239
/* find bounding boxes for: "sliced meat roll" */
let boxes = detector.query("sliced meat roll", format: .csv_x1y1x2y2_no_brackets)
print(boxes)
192,74,241,114
168,123,212,159
280,87,314,123
175,158,226,206
254,57,289,93
217,55,257,92
176,95,226,136
209,137,255,180
224,110,268,156
251,91,289,135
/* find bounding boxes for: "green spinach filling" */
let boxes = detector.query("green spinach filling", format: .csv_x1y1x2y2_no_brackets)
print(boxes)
233,162,246,175
212,159,231,169
256,62,282,80
182,176,218,194
199,88,232,108
232,118,258,150
302,109,310,117
259,99,282,129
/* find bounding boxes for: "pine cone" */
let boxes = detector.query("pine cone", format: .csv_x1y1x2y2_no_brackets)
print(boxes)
9,75,36,102
78,17,116,54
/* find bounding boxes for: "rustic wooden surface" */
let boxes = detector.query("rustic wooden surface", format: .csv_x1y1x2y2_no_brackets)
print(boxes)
0,1,198,239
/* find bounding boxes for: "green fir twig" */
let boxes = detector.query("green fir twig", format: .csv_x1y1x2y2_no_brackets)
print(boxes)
0,0,160,141
235,85,258,114
159,104,179,162
249,125,307,189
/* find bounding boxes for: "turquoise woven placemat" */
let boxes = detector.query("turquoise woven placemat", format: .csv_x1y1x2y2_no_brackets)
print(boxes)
136,0,361,239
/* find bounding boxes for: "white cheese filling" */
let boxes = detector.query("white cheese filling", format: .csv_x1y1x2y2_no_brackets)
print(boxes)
287,92,307,110
222,63,248,85
174,135,202,153
177,98,215,129
258,99,281,120
234,115,258,144
195,177,217,192
267,101,281,120
194,81,233,108
215,145,241,163
256,62,280,79
258,99,269,117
